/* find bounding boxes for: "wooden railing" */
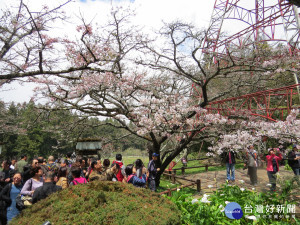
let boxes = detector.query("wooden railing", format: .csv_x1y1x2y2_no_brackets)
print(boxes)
159,172,201,196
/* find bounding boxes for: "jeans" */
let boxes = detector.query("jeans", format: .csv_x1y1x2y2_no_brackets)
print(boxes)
149,179,156,192
267,171,277,191
226,163,235,181
292,167,300,176
292,168,300,185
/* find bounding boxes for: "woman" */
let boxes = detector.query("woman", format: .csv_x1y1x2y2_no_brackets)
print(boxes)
266,148,282,191
70,166,87,185
134,159,145,178
56,167,68,189
0,172,23,223
20,166,43,196
125,164,147,188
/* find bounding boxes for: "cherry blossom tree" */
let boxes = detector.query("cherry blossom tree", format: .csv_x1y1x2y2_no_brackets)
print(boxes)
0,0,74,84
1,3,299,184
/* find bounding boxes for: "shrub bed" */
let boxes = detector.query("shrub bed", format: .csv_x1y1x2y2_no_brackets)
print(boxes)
12,181,181,225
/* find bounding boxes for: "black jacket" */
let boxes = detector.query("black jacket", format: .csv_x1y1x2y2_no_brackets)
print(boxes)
288,150,300,168
32,182,62,204
221,151,236,164
0,183,13,209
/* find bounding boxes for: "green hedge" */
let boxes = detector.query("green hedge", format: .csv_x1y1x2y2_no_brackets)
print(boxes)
12,182,181,225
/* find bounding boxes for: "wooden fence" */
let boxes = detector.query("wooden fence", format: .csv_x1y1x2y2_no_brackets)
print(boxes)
159,161,245,195
159,172,201,196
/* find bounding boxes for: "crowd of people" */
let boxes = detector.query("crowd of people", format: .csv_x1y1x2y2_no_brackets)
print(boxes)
221,144,300,191
0,144,299,224
0,152,161,225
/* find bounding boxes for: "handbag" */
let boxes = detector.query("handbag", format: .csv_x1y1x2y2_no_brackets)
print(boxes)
16,194,32,210
16,178,33,211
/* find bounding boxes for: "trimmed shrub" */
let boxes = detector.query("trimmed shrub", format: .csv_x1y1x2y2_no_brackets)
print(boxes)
12,181,180,225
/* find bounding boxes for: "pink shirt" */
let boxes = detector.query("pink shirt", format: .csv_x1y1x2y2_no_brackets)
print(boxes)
266,154,282,172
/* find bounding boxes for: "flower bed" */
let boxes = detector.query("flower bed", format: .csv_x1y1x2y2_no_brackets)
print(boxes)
165,182,299,225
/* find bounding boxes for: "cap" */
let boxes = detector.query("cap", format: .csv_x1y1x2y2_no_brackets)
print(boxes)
152,153,159,157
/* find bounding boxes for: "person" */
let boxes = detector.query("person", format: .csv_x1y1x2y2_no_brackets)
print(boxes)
244,145,259,186
0,160,15,188
102,159,110,171
65,152,73,167
15,155,27,173
112,154,125,182
69,166,87,186
109,163,120,182
56,167,69,189
20,166,43,197
288,144,300,176
0,173,23,224
125,164,147,188
32,171,62,204
88,160,101,182
134,159,145,178
46,156,58,174
10,160,17,170
22,159,38,183
266,148,282,191
148,153,160,191
38,158,48,175
221,150,236,183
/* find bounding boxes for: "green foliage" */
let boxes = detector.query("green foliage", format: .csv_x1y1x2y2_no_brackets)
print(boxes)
166,183,299,225
0,101,147,160
284,163,292,171
12,181,181,225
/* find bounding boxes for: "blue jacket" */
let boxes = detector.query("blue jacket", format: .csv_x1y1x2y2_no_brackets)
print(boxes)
127,174,146,188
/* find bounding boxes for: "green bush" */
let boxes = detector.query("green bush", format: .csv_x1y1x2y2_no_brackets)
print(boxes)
12,182,181,225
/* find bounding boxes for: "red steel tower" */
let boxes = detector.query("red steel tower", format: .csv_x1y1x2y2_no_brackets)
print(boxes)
200,0,300,121
203,0,300,57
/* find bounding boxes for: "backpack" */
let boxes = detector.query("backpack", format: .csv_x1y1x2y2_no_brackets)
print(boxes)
47,163,58,173
287,151,295,168
72,178,87,185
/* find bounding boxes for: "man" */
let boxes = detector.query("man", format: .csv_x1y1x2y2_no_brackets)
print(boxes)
221,150,236,183
288,144,300,186
32,171,62,204
112,154,125,182
148,153,160,192
16,154,27,173
46,156,58,174
244,145,259,186
0,160,14,188
288,144,300,176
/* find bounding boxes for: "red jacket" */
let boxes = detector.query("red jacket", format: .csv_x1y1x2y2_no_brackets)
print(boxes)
113,160,124,182
266,154,282,172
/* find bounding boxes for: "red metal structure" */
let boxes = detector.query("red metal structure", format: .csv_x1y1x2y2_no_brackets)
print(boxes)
200,0,300,121
206,84,300,121
203,0,300,58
